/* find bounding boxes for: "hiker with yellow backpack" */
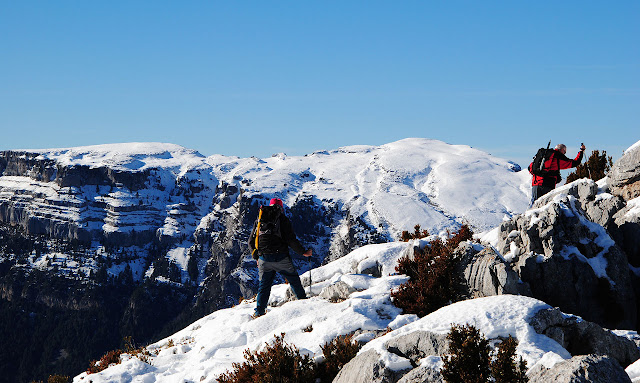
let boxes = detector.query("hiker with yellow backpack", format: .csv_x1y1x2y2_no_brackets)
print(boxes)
248,198,312,318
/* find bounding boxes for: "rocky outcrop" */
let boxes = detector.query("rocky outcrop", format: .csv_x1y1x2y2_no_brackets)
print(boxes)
455,243,531,298
491,181,637,330
530,308,640,368
528,355,631,383
333,331,448,383
609,142,640,201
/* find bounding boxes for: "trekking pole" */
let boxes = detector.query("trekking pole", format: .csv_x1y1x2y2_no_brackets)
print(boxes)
308,257,312,296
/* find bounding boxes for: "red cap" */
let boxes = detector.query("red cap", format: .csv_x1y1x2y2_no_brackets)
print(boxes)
269,198,283,208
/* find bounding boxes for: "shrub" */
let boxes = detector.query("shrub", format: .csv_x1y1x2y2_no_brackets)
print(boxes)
491,336,528,383
217,333,316,383
442,325,528,383
442,324,491,383
566,149,613,183
391,225,473,317
400,224,430,241
47,376,70,383
87,349,122,374
316,334,361,383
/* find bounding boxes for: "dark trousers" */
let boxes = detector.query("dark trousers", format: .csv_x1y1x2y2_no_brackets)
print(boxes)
256,255,306,315
530,185,554,206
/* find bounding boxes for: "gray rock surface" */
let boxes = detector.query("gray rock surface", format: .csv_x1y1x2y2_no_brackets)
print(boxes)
333,331,448,383
492,186,637,329
528,354,631,383
530,308,640,368
458,246,531,298
319,281,357,302
332,349,411,383
609,142,640,201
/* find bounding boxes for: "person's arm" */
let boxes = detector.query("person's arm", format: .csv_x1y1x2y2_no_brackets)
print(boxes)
557,150,584,169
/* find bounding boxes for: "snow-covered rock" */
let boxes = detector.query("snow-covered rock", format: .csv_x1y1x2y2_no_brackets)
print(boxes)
610,139,640,201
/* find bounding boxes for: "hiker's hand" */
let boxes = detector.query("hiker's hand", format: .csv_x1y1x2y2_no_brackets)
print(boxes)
303,249,312,257
580,143,586,151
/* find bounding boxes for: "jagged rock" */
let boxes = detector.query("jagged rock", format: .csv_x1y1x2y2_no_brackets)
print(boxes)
530,308,640,367
493,190,637,330
609,142,640,201
457,246,531,298
319,281,357,302
528,354,631,383
333,331,448,383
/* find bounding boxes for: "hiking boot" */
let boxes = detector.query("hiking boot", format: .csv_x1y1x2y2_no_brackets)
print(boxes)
251,310,265,319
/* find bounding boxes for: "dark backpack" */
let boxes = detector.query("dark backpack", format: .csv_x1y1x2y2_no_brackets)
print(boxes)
251,205,282,259
530,147,554,177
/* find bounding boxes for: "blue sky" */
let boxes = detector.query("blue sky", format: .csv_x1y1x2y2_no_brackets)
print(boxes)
1,1,638,168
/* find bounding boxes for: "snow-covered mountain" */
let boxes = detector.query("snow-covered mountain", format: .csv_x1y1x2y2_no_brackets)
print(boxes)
0,138,534,382
68,140,640,383
0,138,530,296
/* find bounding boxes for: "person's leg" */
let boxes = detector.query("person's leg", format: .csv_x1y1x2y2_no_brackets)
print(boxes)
276,258,307,300
255,259,276,315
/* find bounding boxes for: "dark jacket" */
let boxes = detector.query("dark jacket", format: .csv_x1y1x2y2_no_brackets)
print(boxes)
529,149,584,188
248,209,306,257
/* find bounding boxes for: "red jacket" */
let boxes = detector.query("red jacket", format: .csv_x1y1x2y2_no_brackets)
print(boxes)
529,149,584,187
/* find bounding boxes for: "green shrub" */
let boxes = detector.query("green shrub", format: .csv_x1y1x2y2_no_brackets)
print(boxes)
217,333,316,383
442,325,528,383
442,324,491,383
392,225,473,317
316,334,361,383
491,336,528,383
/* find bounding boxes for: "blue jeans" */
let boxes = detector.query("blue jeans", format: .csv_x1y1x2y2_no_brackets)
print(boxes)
255,254,307,315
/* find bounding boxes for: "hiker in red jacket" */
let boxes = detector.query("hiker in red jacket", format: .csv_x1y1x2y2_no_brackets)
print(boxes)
248,198,312,318
529,143,586,204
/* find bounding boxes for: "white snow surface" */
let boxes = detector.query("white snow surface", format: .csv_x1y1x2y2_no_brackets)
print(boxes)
13,138,531,237
74,241,582,383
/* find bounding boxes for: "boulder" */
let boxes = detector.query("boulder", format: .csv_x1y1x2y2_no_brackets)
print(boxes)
530,308,640,368
333,331,448,383
528,354,631,383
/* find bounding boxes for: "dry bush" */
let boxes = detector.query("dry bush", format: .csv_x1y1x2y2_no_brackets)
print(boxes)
392,225,473,317
400,224,430,241
216,333,316,383
87,349,122,374
566,149,613,183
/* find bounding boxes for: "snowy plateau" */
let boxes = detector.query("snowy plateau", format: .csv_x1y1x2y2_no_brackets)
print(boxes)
2,138,640,382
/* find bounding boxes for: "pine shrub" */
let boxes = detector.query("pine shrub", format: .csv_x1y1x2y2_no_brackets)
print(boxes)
491,336,528,383
442,324,491,383
442,325,529,383
216,333,316,383
566,149,613,183
316,334,361,383
391,225,473,317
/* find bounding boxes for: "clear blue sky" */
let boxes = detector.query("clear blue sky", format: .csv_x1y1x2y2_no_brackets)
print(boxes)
1,1,638,168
